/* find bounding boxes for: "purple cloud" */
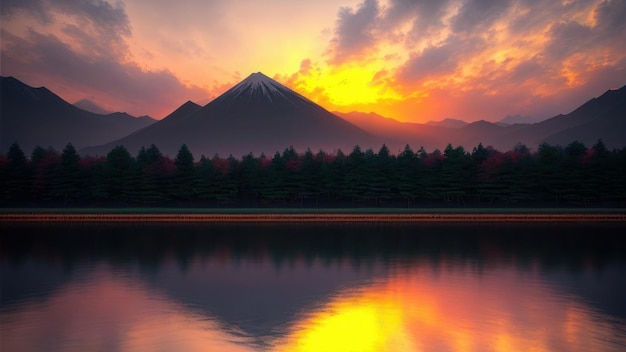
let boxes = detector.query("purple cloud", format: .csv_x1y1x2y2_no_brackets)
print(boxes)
327,0,380,63
1,29,207,117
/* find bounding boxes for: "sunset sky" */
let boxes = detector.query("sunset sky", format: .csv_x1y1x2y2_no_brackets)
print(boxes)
2,0,625,122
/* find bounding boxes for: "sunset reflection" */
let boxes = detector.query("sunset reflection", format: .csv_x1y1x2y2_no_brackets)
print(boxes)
0,267,258,352
2,251,626,351
269,262,626,352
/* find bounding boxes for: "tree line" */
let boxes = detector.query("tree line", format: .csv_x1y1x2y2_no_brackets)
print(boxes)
1,140,625,207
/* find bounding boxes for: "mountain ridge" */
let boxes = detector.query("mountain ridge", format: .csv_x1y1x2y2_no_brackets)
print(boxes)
334,85,625,151
2,74,624,155
0,76,156,153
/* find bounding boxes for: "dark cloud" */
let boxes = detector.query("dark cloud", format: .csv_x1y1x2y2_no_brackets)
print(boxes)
1,0,129,35
508,57,548,84
507,1,563,37
0,0,50,23
1,29,207,117
395,36,486,84
0,0,206,117
544,21,594,62
2,0,131,58
396,44,458,82
451,0,512,33
383,0,450,33
593,0,626,40
327,0,379,63
55,0,130,35
543,0,626,62
380,0,453,48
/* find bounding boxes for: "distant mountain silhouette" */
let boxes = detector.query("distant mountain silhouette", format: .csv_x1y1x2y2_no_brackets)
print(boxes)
533,86,626,148
73,99,112,115
3,74,623,156
0,76,156,153
498,114,546,125
333,111,446,151
85,73,377,157
337,85,626,151
425,118,468,128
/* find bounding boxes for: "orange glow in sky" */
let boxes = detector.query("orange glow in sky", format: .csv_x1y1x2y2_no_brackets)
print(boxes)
1,0,625,122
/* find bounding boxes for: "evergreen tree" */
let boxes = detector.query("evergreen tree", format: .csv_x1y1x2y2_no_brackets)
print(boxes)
135,144,167,203
53,143,82,201
30,146,59,201
103,145,135,200
173,144,196,201
2,143,30,200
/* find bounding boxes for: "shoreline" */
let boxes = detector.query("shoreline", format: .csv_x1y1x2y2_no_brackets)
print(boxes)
2,213,626,222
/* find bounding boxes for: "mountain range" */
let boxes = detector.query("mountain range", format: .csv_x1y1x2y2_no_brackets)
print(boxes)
335,86,626,152
83,72,378,157
1,74,624,157
0,77,156,153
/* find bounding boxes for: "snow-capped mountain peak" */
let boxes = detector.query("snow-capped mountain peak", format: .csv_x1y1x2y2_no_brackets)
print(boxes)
232,72,284,100
223,72,294,103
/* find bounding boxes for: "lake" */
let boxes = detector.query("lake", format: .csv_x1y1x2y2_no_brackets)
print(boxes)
2,222,626,351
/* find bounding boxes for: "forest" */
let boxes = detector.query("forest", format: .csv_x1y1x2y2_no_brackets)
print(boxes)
1,140,625,208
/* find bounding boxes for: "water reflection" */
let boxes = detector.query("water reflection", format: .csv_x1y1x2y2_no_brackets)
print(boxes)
2,223,626,351
1,267,259,352
271,263,626,351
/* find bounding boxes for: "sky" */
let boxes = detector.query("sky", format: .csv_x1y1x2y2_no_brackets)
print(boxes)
1,0,625,122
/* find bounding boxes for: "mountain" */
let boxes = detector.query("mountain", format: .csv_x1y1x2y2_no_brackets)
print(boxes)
85,72,377,157
73,99,112,115
338,85,626,151
333,111,447,151
0,76,157,153
425,118,468,128
74,99,156,124
498,114,545,125
540,87,626,148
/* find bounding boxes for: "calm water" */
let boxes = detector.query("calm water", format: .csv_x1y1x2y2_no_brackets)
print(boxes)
2,222,626,351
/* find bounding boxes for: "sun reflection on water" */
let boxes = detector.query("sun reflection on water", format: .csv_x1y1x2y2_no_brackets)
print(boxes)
269,263,626,352
2,259,626,352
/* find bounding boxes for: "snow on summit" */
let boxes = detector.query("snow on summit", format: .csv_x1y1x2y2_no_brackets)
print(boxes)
226,72,291,102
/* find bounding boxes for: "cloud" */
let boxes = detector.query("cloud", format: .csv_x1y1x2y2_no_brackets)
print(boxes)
298,0,626,122
326,0,380,64
382,0,451,32
396,44,458,83
451,0,513,33
1,0,130,35
395,35,487,84
0,0,50,23
594,0,626,33
55,0,130,34
0,0,213,117
1,29,208,117
544,21,594,62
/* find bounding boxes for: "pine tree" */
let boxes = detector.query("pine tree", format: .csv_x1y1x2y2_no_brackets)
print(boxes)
173,144,196,201
2,143,30,201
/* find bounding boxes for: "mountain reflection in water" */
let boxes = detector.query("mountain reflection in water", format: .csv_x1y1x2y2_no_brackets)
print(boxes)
1,223,626,351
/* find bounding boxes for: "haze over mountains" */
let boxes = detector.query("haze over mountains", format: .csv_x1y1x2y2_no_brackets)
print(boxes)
1,73,624,157
73,99,113,115
0,77,156,153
